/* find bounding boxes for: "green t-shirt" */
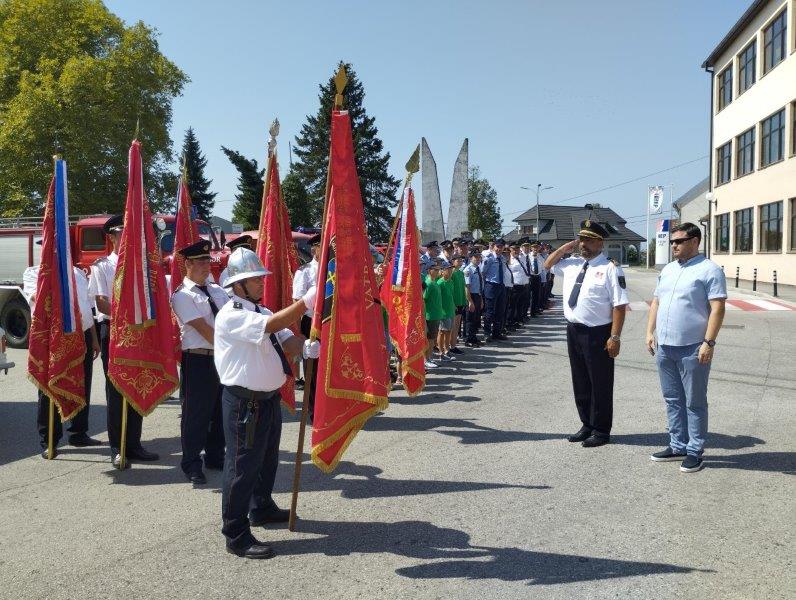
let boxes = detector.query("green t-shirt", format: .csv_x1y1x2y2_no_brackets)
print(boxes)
451,269,467,307
437,277,455,319
423,275,444,320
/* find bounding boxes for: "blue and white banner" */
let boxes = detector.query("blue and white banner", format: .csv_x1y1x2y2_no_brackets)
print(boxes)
53,159,78,334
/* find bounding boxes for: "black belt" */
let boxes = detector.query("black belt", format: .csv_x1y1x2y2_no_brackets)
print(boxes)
226,385,279,402
184,348,213,356
567,321,612,330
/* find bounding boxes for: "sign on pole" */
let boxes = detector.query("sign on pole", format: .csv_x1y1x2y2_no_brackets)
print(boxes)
655,219,670,266
649,186,664,214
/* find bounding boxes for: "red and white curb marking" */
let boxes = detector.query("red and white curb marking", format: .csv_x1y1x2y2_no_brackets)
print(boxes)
627,299,795,312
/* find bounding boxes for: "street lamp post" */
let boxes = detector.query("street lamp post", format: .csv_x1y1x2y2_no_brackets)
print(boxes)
522,185,553,241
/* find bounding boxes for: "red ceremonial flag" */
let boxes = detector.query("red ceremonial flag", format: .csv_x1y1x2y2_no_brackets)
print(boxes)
310,109,390,472
257,149,300,410
169,173,200,290
108,140,179,415
381,186,426,396
28,159,86,421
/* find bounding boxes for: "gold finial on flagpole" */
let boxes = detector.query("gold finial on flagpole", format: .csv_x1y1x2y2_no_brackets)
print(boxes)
268,118,280,157
334,64,348,109
405,144,420,182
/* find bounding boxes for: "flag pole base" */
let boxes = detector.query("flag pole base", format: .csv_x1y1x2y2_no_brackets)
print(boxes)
289,358,315,531
47,398,55,460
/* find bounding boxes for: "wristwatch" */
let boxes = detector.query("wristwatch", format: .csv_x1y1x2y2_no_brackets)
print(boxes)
703,339,716,347
610,335,621,342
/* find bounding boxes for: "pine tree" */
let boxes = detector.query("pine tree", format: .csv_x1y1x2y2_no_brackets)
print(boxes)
221,146,263,230
282,166,319,228
292,62,400,241
181,127,217,221
468,166,502,239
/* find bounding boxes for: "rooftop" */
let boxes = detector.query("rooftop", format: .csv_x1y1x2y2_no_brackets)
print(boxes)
511,204,645,243
702,0,769,68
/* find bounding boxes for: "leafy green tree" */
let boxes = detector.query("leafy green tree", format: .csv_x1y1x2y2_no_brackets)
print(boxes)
0,0,187,216
467,166,502,239
292,61,399,241
222,146,263,230
181,127,216,221
281,166,318,228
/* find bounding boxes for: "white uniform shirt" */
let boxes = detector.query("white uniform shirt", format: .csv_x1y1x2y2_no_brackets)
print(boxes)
292,259,318,318
214,294,294,392
552,253,628,326
91,252,119,322
508,256,530,285
218,267,229,289
171,277,229,350
23,265,94,332
503,258,513,288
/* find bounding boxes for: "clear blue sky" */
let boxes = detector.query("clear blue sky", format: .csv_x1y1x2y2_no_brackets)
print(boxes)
106,0,751,238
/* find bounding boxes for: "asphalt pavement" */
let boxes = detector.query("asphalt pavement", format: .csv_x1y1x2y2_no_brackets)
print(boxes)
1,268,793,599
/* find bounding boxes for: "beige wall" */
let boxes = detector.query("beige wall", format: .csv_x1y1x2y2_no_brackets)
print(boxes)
709,0,796,285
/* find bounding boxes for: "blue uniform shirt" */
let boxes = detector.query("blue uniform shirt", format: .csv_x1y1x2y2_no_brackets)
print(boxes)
481,254,504,284
654,254,727,346
462,263,482,294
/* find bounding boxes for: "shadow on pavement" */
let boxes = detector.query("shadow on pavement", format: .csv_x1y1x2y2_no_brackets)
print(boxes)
272,518,707,585
703,451,795,475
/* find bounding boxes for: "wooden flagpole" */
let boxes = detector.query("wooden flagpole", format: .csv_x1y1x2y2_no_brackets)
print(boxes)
289,65,348,532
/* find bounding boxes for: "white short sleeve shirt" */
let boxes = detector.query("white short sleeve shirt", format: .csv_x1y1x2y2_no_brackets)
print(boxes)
552,253,628,326
171,277,230,350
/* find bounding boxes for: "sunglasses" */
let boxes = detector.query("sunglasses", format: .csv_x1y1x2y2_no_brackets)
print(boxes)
669,236,696,246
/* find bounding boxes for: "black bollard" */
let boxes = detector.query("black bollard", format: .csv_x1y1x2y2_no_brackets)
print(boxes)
753,268,757,292
773,270,778,297
735,266,739,288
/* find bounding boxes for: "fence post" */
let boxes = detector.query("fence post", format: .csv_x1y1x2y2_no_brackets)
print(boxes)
735,266,739,288
773,270,778,297
752,268,757,292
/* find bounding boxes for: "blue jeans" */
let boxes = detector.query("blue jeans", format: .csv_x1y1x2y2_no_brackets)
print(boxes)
656,343,711,456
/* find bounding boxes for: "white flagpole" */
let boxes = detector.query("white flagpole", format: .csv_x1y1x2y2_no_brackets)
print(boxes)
646,186,651,269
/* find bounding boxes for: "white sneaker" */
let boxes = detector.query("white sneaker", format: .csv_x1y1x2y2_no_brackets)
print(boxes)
424,360,438,369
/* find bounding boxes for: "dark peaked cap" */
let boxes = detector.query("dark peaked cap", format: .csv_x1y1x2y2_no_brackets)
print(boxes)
178,240,212,259
226,234,253,250
103,214,124,234
578,220,610,240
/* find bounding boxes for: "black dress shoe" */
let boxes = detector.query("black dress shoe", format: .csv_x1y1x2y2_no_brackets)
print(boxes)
226,544,275,559
187,471,207,485
249,507,290,526
41,448,58,459
204,460,224,471
69,434,103,447
567,427,592,443
495,334,508,340
582,435,610,448
126,447,159,461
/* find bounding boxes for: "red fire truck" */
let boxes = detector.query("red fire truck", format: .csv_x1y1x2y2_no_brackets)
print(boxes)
0,214,229,348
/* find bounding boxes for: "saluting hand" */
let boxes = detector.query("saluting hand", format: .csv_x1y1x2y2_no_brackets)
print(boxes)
562,239,578,253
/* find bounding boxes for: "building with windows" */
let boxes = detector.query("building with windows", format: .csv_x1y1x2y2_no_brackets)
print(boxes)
508,205,644,264
673,177,710,254
703,0,796,285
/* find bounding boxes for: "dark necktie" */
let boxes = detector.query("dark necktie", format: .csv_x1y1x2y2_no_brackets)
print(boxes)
532,257,538,275
568,262,589,308
196,285,219,317
476,265,483,290
497,257,504,285
525,255,531,275
254,305,293,376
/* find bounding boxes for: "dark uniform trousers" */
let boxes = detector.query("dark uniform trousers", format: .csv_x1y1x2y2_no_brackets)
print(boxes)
465,294,482,341
99,321,143,452
505,286,517,326
482,282,506,337
37,327,94,448
300,315,316,420
221,386,282,551
566,322,614,436
530,275,542,315
180,352,225,474
512,284,529,323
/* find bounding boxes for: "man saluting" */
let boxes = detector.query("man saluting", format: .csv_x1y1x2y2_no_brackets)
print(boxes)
545,221,628,448
214,247,319,559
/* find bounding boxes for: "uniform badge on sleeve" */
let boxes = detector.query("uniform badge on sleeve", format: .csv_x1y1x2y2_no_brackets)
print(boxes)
618,276,626,289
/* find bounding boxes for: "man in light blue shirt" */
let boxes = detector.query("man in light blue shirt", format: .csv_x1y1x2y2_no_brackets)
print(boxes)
646,223,727,473
480,238,508,340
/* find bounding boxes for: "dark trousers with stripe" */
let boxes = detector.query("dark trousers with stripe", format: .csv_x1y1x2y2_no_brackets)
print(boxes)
465,294,482,341
100,321,143,453
180,352,225,474
221,387,282,551
483,282,506,337
37,328,94,448
566,322,614,436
